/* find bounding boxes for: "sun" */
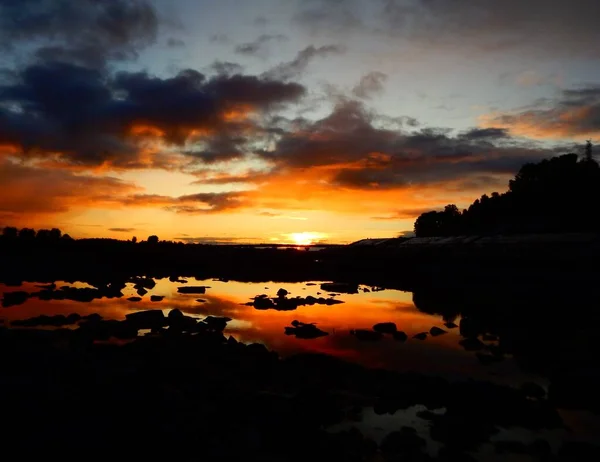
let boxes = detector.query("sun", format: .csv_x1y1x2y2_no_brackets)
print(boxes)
289,232,318,246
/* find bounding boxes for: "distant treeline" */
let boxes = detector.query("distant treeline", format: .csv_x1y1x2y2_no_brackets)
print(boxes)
414,142,600,237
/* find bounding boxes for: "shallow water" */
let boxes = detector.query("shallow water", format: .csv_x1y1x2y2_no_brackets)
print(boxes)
0,277,540,384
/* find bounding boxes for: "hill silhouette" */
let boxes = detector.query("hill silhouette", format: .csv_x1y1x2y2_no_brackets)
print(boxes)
414,142,600,237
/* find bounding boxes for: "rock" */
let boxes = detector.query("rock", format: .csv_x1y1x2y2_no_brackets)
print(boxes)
177,286,207,294
520,382,545,399
253,296,275,309
276,288,288,297
168,310,198,331
136,287,148,296
127,297,142,302
82,313,102,322
351,329,383,341
203,316,232,332
169,276,187,283
459,318,480,338
125,310,167,330
413,332,428,340
430,326,447,336
306,283,316,286
393,331,408,342
285,322,328,339
444,321,458,329
196,299,207,303
150,295,164,302
373,322,397,334
12,313,82,327
320,282,359,294
168,309,185,321
2,291,29,307
363,288,370,293
380,427,426,458
129,277,156,289
459,337,485,351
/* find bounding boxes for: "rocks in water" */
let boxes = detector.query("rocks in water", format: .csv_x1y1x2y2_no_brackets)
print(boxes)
380,427,426,459
169,276,187,283
168,309,198,332
430,326,447,336
306,283,316,286
459,318,480,338
125,310,167,330
521,382,546,399
150,295,164,302
129,277,156,290
196,299,207,303
393,331,408,342
351,329,383,341
127,296,142,302
202,316,232,332
177,286,208,294
12,313,82,327
320,282,359,294
276,288,288,297
413,332,428,340
136,287,148,296
284,321,328,339
459,337,485,351
253,295,275,309
2,291,29,307
373,322,397,334
444,321,458,329
362,288,370,293
252,293,343,311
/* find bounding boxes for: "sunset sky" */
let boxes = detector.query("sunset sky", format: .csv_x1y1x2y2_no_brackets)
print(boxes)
1,0,599,244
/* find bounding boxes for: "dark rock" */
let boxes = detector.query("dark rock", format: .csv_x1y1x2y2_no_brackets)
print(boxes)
82,313,102,322
430,326,447,336
285,322,328,339
196,299,207,303
413,332,428,340
203,316,231,332
129,277,156,289
306,283,316,286
177,286,207,294
125,310,167,330
253,295,275,309
276,288,288,297
373,322,397,334
150,295,164,302
169,276,186,283
136,287,148,296
393,331,408,342
494,440,528,454
2,291,29,307
12,313,82,327
127,297,142,302
459,337,485,351
363,288,370,293
459,318,480,338
351,329,383,341
444,321,458,329
380,427,426,458
521,382,546,399
320,282,359,294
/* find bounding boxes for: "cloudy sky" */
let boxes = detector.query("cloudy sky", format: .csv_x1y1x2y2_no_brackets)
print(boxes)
1,0,599,244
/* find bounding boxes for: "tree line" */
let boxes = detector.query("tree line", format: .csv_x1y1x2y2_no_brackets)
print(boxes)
414,142,600,237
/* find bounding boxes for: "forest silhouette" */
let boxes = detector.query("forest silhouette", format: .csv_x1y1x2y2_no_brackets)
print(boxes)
414,142,600,237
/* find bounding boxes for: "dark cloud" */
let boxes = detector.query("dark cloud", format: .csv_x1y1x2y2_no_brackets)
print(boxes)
211,61,244,76
262,45,346,80
121,191,247,214
352,71,388,99
235,34,288,56
0,0,159,67
166,37,185,48
108,228,136,232
296,0,600,58
484,85,600,138
0,62,306,167
209,33,230,44
261,100,552,190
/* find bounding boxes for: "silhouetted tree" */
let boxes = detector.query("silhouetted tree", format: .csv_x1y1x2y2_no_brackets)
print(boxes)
18,228,36,240
132,236,137,244
147,235,159,244
2,226,18,240
585,140,594,162
61,234,73,241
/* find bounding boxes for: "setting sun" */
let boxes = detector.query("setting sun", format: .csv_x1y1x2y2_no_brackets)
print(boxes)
288,232,325,246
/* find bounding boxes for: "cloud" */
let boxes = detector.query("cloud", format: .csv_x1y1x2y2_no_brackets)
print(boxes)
296,0,600,58
352,71,388,99
211,61,244,75
0,159,139,219
234,34,288,56
166,38,185,48
480,85,600,139
108,228,136,233
0,0,159,67
119,191,247,213
262,45,346,80
0,62,306,168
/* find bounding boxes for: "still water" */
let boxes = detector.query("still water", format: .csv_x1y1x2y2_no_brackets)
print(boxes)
0,277,539,384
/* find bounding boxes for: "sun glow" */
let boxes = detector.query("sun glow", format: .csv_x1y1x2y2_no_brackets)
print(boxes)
288,232,326,246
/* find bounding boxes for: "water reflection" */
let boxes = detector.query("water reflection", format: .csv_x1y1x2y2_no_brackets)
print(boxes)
0,277,540,383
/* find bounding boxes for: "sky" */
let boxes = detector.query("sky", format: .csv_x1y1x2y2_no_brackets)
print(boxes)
1,0,599,244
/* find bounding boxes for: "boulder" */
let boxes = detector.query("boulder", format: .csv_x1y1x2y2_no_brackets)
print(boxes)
444,321,458,329
276,288,288,297
136,287,148,296
459,318,480,338
430,326,448,337
373,322,397,334
393,331,408,342
203,316,232,332
127,297,142,302
177,286,207,294
413,332,428,340
320,282,359,294
125,310,167,330
150,295,164,302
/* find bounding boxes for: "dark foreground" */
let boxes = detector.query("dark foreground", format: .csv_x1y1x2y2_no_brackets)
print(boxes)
2,306,599,462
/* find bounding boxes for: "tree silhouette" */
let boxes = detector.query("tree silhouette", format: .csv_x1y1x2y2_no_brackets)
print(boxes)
2,227,18,240
414,146,600,237
147,235,159,244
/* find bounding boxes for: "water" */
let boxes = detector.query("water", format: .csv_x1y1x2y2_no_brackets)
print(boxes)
0,277,538,384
